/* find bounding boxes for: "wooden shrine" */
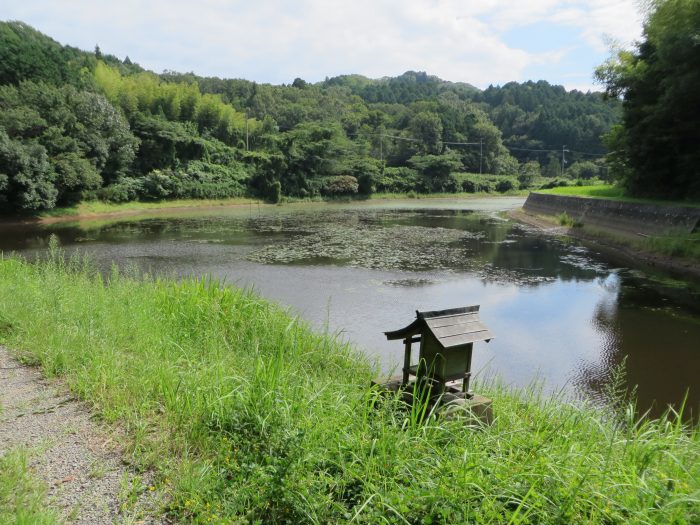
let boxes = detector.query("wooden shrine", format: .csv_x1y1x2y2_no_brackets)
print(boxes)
377,305,494,423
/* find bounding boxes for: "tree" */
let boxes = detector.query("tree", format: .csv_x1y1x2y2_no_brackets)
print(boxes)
0,81,139,206
0,130,57,211
568,160,599,180
543,155,561,178
409,111,442,154
408,151,462,192
291,78,308,89
595,0,700,199
518,160,540,188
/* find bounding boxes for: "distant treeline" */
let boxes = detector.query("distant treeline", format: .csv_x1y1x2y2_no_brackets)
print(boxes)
0,21,619,213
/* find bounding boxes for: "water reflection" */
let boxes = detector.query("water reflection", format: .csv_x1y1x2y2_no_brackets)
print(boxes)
576,272,700,420
0,202,698,418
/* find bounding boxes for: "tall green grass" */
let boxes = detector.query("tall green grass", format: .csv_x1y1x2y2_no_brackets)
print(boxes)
0,448,60,525
0,245,698,524
642,232,700,260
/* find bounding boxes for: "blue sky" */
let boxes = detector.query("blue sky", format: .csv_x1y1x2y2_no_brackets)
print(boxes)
1,0,643,92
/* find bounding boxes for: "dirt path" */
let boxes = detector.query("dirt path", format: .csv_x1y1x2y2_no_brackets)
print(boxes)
0,347,166,524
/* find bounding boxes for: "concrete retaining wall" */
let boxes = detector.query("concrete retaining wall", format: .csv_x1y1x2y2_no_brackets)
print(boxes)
523,192,700,235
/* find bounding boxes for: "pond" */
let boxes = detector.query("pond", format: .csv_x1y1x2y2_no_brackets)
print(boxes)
1,197,699,419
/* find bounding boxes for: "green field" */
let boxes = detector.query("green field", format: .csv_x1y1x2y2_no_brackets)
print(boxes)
0,247,698,524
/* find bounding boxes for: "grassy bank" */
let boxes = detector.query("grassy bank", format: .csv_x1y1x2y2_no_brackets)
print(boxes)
16,192,525,223
369,190,528,200
38,197,263,219
0,248,698,524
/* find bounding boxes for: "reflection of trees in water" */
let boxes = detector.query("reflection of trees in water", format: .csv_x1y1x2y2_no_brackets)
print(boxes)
574,274,700,421
486,227,604,285
0,223,89,250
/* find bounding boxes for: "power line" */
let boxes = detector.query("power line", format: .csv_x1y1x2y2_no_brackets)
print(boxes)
374,132,609,164
379,133,423,143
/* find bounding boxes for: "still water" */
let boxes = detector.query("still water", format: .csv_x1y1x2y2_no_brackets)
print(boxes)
1,197,699,418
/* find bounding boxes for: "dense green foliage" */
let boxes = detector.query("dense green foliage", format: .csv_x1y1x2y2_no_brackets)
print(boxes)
596,0,700,199
0,251,698,523
0,21,619,213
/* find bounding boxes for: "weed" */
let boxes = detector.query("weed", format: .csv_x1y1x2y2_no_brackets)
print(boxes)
558,211,574,226
0,448,60,525
118,472,145,513
88,459,109,480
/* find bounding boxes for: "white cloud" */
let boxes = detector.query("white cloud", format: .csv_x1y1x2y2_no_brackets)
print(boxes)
0,0,643,88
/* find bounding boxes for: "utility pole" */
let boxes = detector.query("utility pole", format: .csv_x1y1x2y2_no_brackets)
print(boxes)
479,138,483,175
245,110,249,151
561,145,568,177
380,134,383,164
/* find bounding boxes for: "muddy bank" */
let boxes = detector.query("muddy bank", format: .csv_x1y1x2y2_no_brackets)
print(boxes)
510,208,700,282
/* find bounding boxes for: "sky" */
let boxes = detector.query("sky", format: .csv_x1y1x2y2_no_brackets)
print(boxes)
1,0,644,92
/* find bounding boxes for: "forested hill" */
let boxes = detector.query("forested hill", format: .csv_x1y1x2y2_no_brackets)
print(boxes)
322,72,480,104
0,21,619,214
177,71,618,156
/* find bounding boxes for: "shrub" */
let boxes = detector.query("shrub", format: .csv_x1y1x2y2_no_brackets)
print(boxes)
495,178,515,193
320,175,359,196
142,170,178,199
461,175,493,193
518,160,541,189
267,181,281,203
357,172,375,195
375,167,420,193
98,177,145,202
540,178,570,190
568,161,600,180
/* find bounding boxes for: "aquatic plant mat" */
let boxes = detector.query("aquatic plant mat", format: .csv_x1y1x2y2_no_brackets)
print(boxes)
0,246,697,524
244,209,557,285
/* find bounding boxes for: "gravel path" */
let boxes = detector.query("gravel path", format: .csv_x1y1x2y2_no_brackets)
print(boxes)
0,347,167,524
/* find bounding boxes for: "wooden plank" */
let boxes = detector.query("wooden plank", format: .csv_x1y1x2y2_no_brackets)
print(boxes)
425,313,479,329
430,320,488,338
385,319,421,340
402,337,413,385
438,330,494,347
417,306,479,319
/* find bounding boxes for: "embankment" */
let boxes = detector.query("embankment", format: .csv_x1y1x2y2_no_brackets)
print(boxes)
517,192,700,281
523,192,700,236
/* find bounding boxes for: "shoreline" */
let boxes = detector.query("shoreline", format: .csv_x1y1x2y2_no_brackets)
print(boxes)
510,208,700,282
0,193,524,227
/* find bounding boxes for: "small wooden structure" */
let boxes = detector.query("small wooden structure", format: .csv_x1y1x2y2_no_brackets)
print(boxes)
379,305,494,422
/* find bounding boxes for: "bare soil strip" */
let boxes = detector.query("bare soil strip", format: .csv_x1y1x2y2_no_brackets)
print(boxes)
0,347,166,524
